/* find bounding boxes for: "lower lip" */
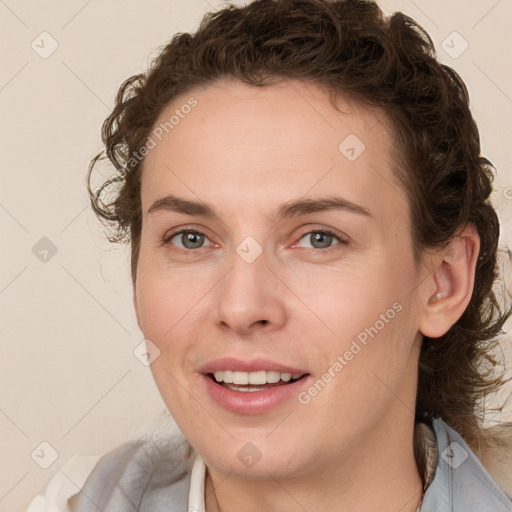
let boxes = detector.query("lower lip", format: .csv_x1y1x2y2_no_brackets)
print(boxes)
201,374,310,414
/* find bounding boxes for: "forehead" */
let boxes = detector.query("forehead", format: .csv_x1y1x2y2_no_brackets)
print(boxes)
140,78,408,229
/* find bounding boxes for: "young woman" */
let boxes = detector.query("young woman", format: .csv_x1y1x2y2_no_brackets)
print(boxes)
28,0,512,510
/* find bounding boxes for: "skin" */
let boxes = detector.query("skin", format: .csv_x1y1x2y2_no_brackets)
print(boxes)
133,78,480,512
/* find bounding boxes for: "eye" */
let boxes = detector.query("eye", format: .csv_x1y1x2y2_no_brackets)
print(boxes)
164,230,212,250
295,229,347,251
163,227,348,253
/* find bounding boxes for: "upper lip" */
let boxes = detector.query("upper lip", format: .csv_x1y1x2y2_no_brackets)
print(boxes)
198,357,308,375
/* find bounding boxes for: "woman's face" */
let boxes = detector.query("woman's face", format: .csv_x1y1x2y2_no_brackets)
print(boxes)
134,78,428,479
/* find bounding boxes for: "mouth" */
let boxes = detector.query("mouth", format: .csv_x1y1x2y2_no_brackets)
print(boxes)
208,370,309,392
199,357,311,413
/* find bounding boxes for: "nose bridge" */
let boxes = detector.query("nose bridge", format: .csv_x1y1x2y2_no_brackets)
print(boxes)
215,237,284,333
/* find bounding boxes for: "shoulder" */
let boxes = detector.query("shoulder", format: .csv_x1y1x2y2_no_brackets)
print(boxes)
421,417,512,512
27,431,194,512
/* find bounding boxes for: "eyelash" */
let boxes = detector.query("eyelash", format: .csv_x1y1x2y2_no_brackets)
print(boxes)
162,227,348,254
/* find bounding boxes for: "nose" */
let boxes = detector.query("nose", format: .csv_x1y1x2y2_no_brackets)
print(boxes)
215,246,287,337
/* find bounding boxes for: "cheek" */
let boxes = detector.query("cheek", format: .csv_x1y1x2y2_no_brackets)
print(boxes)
135,252,203,342
301,261,403,336
301,256,418,382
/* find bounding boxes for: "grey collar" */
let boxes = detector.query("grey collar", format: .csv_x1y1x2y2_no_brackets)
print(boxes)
420,417,512,511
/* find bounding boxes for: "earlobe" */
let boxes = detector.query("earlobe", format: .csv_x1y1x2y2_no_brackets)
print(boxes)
419,226,480,339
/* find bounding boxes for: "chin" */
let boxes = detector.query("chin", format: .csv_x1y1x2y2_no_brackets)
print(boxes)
198,433,310,479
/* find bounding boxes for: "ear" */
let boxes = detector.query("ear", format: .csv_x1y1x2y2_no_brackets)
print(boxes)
419,225,480,338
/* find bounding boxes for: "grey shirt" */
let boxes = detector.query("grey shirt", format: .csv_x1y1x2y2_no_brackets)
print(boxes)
65,417,512,512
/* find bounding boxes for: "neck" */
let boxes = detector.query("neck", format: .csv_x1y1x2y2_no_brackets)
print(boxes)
204,411,424,512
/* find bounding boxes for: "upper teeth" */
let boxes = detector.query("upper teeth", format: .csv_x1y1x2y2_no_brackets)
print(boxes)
213,370,303,385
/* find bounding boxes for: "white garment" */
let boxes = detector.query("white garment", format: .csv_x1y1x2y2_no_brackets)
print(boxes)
188,453,206,512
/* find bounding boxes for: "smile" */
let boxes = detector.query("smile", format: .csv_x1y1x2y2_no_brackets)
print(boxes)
201,372,309,414
211,370,306,391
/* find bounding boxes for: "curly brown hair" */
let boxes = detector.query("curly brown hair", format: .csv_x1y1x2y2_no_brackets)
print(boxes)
87,0,512,451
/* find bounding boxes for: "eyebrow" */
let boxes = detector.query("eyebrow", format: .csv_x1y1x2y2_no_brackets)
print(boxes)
147,193,373,220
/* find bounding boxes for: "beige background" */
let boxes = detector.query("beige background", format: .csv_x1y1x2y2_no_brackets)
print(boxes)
1,0,511,510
